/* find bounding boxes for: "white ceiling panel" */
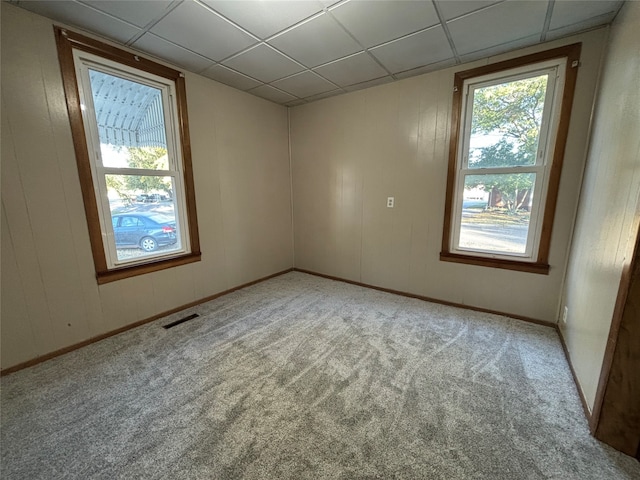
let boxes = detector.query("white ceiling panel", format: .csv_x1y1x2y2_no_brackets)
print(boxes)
394,58,457,79
248,85,298,103
458,34,540,64
447,0,548,55
132,33,214,73
304,89,343,102
436,0,503,21
342,75,394,92
550,0,623,30
330,0,440,48
18,0,141,43
150,1,256,61
223,44,305,83
546,12,617,42
202,0,324,39
272,71,337,98
200,64,263,91
13,0,626,105
82,0,175,28
314,52,388,87
270,13,362,68
286,99,308,107
370,26,454,74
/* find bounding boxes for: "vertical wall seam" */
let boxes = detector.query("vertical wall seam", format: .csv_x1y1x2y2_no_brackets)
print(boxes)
0,200,40,361
1,90,56,354
288,107,296,268
38,37,98,339
556,25,611,324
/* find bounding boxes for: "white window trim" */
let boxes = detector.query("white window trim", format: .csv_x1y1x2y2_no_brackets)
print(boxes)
449,58,567,263
72,50,192,269
55,27,201,283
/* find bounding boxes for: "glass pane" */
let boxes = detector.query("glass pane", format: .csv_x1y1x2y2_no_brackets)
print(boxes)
458,173,536,255
88,69,169,170
468,74,548,169
105,174,181,262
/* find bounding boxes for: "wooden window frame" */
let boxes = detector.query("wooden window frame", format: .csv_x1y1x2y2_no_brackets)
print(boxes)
440,44,581,274
55,27,200,284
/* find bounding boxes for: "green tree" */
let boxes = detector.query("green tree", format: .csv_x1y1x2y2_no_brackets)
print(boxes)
466,75,547,213
105,146,171,204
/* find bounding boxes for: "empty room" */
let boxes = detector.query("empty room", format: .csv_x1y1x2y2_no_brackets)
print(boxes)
1,0,639,478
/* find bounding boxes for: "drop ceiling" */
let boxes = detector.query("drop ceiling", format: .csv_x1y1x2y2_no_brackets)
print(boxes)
11,0,624,106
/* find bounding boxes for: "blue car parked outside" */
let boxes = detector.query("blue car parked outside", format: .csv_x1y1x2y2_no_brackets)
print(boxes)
112,213,177,252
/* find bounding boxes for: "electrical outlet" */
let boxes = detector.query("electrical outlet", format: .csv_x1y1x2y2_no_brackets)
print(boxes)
387,197,394,208
562,306,568,324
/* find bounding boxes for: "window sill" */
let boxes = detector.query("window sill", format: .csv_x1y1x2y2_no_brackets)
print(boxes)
440,251,550,274
96,252,201,284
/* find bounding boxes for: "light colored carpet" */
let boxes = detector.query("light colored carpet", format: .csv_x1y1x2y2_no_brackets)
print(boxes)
1,272,639,479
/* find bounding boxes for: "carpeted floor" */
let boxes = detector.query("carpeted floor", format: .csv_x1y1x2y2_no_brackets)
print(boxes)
2,272,639,479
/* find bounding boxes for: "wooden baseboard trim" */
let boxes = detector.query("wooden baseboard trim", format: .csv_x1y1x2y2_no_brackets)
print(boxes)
556,325,592,424
0,268,294,376
293,268,555,329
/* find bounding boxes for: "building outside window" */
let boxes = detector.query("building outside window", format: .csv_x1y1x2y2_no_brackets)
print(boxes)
441,44,581,274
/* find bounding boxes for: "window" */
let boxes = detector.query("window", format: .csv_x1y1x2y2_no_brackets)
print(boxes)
55,27,200,283
441,44,581,274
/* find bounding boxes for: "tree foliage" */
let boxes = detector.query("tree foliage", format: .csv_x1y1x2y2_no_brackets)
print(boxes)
106,146,171,204
466,75,547,213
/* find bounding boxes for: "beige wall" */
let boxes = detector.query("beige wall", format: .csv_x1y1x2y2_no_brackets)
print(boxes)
0,3,293,370
291,29,607,323
560,1,640,410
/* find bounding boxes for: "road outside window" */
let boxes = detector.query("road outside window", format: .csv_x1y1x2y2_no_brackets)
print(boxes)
440,44,581,274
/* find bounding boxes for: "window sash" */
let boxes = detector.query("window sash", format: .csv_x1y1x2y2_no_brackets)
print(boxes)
451,171,545,259
460,65,559,168
73,49,191,269
449,60,566,262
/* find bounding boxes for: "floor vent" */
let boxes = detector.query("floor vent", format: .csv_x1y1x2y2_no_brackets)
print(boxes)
163,313,200,329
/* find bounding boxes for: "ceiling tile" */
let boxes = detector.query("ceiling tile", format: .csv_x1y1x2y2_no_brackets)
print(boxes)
269,13,362,68
132,33,214,73
200,64,264,90
342,75,394,92
304,89,342,102
330,0,440,48
82,0,174,28
394,58,457,79
286,99,308,107
314,52,387,87
370,26,454,74
150,1,256,61
202,0,324,39
18,1,141,43
546,13,614,42
436,0,503,21
447,0,548,55
458,34,540,64
272,71,337,98
549,0,622,30
248,85,297,104
223,44,305,83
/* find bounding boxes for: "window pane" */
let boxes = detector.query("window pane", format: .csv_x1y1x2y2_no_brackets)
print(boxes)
106,174,181,262
458,173,536,254
88,69,169,170
468,74,548,169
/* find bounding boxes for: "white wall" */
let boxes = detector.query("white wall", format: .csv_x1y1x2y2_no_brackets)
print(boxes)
560,1,640,410
0,3,293,370
291,29,607,323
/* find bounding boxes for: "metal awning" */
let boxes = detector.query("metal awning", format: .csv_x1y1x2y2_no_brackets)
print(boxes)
89,69,167,149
